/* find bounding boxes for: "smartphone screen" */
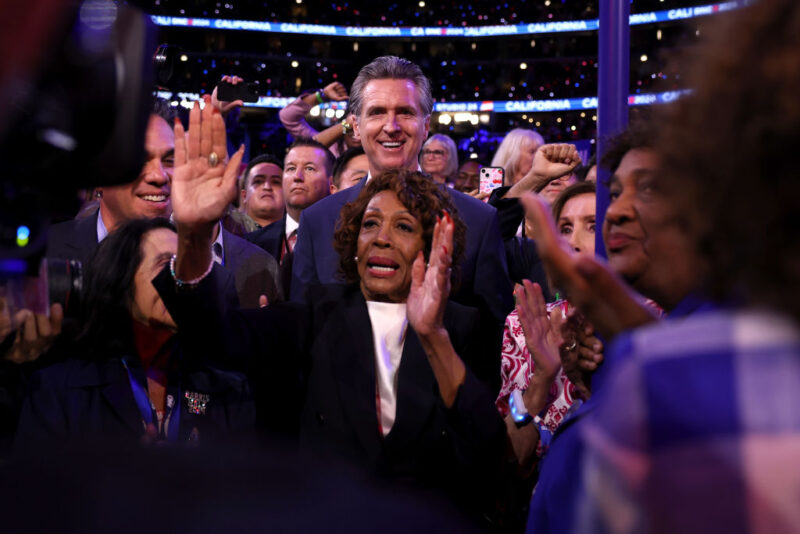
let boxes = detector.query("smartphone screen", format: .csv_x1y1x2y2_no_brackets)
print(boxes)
479,167,504,195
216,81,260,103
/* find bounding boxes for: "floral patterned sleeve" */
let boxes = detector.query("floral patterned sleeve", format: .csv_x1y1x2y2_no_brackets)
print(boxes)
497,310,531,417
496,310,581,443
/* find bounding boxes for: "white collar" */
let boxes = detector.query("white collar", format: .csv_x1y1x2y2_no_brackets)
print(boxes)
364,164,423,184
211,221,225,265
96,210,109,243
285,212,300,239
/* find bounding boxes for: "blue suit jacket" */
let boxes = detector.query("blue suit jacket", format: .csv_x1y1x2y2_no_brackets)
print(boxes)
290,180,513,375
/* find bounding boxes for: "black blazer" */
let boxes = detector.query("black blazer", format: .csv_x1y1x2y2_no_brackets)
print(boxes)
488,185,524,241
153,268,506,514
297,285,506,514
488,186,554,300
222,228,283,307
244,216,293,299
46,211,100,267
244,217,285,261
15,351,256,447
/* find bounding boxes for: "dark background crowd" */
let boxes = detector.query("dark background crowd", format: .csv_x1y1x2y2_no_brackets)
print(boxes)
149,0,707,157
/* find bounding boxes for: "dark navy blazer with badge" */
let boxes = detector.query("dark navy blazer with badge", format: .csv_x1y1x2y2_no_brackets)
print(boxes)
15,349,256,446
152,265,506,514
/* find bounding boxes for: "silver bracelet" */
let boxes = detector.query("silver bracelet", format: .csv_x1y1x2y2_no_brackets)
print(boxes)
169,254,214,289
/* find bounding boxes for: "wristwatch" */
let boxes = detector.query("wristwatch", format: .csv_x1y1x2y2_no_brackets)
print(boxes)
510,390,533,426
341,119,352,136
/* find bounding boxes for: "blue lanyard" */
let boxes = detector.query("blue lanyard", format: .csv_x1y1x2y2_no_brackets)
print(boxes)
121,359,181,442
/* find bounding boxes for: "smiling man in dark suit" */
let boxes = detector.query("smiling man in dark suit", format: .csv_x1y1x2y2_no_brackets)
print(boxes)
291,56,513,386
47,99,281,308
46,104,175,267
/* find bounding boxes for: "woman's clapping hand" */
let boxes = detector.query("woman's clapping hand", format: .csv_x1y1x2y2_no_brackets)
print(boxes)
407,211,454,338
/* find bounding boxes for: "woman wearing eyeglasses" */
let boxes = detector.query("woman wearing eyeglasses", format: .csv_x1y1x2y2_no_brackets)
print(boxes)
419,134,458,186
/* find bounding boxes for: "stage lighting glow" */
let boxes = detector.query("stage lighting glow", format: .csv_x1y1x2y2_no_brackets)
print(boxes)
16,226,30,248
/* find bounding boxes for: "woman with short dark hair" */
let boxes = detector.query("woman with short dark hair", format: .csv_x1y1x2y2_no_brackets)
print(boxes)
156,100,506,525
334,168,466,286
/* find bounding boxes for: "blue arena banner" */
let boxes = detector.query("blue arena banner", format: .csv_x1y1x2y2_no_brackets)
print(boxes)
157,90,691,112
433,90,690,113
150,1,746,38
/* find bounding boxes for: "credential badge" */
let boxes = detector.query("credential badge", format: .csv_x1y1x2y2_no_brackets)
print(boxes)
184,391,210,415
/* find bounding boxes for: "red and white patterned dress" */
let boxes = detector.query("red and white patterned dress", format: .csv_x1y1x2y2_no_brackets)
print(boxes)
496,309,581,436
497,299,663,440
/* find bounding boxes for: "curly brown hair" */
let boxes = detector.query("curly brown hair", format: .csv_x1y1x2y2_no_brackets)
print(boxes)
333,169,467,286
656,0,800,320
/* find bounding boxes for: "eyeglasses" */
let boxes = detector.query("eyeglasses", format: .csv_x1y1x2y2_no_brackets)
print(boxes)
421,149,446,157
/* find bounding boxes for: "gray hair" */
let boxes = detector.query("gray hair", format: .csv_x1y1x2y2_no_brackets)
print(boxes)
349,56,434,119
421,134,458,179
490,128,545,184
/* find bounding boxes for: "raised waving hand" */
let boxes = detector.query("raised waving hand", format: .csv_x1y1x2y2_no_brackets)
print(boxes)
171,96,244,230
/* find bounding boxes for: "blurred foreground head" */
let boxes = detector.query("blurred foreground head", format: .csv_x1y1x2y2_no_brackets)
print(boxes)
656,0,800,319
0,0,153,188
0,0,154,267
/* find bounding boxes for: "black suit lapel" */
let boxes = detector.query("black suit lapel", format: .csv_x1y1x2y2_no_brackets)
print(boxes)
244,217,285,260
97,361,147,436
384,326,436,448
221,228,237,270
68,212,101,263
330,292,383,461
